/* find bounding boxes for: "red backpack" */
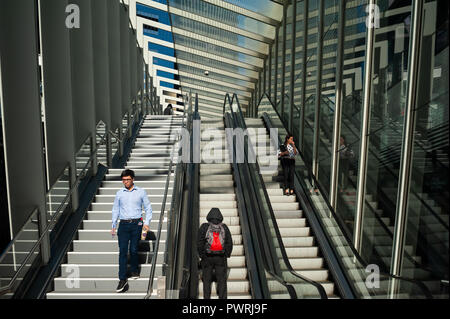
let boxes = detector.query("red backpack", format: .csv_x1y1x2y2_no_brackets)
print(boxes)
205,222,225,254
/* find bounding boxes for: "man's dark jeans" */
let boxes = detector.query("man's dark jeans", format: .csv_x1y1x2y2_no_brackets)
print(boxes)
117,221,143,280
201,255,228,299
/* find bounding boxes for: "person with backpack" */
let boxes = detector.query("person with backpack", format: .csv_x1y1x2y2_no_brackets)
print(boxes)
163,104,173,115
197,207,233,299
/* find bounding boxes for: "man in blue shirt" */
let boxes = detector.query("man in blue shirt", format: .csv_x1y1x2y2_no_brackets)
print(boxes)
111,169,152,293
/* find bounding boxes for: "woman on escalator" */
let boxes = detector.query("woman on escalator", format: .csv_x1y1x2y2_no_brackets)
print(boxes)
278,134,298,195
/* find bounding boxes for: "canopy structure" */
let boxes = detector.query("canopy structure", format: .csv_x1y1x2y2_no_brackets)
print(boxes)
166,0,283,117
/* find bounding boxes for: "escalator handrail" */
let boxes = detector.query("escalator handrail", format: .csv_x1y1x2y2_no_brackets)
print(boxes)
164,109,192,296
184,95,201,298
228,93,328,299
260,93,434,299
165,110,191,295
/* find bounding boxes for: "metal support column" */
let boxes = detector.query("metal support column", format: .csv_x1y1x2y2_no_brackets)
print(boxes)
127,111,132,138
390,0,424,279
274,27,279,105
289,0,297,133
330,0,346,209
90,133,98,176
263,57,267,97
158,96,161,115
299,0,309,150
150,76,154,115
140,76,145,118
106,124,113,167
354,0,377,253
268,45,272,100
280,4,287,118
145,65,150,115
69,163,79,212
118,125,124,158
312,0,324,179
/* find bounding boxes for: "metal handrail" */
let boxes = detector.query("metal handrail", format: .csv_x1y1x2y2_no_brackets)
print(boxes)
0,132,104,295
227,93,328,299
145,118,181,299
261,93,433,298
165,113,192,296
0,108,141,296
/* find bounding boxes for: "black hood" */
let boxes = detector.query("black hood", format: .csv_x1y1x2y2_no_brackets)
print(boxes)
206,208,223,225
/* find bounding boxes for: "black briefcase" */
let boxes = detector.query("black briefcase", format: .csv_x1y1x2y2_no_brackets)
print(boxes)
138,231,156,263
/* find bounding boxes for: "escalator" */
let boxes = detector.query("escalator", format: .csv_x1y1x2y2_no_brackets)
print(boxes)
198,117,252,298
173,94,330,299
224,94,330,299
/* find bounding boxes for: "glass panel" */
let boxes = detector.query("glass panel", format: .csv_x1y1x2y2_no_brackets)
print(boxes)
172,33,263,67
168,0,275,38
46,167,70,232
276,19,284,106
403,0,449,298
223,0,283,21
360,0,413,274
270,41,276,101
290,0,305,146
176,50,258,78
265,55,270,94
316,0,340,199
260,90,432,299
179,75,251,97
169,14,268,53
335,0,368,239
284,3,293,121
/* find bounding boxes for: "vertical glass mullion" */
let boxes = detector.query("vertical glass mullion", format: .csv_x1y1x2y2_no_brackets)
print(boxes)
312,0,324,180
299,0,309,152
289,2,297,133
280,3,287,117
400,0,449,295
294,0,304,147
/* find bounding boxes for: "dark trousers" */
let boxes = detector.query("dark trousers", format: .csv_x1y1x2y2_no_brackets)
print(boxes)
117,221,143,280
281,158,295,190
339,159,349,190
202,255,228,299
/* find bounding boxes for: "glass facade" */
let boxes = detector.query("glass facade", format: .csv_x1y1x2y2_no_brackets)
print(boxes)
166,0,279,117
254,0,449,298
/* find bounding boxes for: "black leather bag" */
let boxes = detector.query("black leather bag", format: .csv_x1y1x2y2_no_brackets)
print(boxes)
278,144,287,160
138,231,156,263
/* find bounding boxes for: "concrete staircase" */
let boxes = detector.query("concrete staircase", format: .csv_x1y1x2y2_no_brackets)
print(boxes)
198,117,252,299
244,117,337,298
45,115,183,299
